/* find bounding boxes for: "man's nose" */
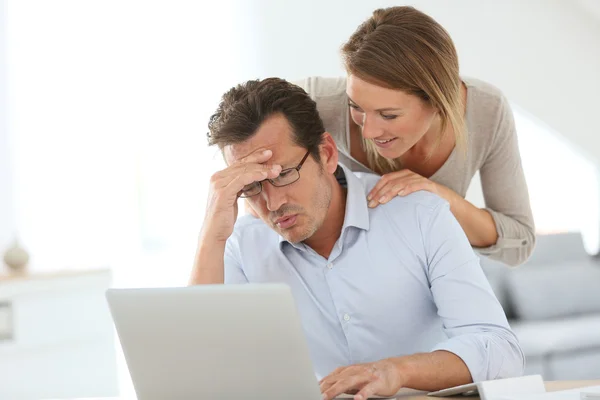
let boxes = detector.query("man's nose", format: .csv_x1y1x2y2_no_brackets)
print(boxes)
261,182,287,212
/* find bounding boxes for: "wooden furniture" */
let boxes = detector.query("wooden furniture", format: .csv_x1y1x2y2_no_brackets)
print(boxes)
0,268,119,399
38,380,600,399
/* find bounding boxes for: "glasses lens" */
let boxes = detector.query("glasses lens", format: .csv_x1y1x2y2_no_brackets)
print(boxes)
239,182,261,198
271,169,300,187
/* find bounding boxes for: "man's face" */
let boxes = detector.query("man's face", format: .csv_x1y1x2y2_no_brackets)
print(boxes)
224,114,333,243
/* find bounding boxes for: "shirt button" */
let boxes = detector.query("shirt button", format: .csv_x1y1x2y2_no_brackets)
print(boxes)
343,313,351,321
327,263,333,269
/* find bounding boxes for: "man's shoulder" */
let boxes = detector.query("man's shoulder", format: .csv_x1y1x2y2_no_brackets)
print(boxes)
352,171,379,194
379,192,449,233
390,190,448,211
353,171,448,214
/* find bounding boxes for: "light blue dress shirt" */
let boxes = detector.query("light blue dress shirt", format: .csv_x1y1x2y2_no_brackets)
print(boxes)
224,164,525,382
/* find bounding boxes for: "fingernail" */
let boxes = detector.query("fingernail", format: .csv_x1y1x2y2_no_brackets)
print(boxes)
263,149,271,156
379,196,387,203
398,190,405,196
368,200,377,208
322,394,327,400
355,396,363,400
271,165,281,172
367,195,372,201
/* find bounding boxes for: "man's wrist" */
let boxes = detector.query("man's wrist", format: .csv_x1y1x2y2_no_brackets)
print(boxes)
389,354,417,389
190,235,227,285
195,235,227,262
198,227,229,247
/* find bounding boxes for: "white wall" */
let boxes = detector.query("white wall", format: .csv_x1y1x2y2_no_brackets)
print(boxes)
2,0,599,262
0,0,15,252
2,1,251,277
234,0,600,166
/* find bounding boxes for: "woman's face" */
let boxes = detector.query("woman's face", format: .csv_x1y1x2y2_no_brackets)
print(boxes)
346,74,438,160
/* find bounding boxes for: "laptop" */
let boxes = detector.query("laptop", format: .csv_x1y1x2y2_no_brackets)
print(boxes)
106,284,323,400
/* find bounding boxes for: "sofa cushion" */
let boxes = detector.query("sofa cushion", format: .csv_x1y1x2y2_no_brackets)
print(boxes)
545,350,600,380
511,314,600,358
506,261,600,320
526,232,590,265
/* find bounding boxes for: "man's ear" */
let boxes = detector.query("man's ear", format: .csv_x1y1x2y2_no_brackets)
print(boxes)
319,132,339,175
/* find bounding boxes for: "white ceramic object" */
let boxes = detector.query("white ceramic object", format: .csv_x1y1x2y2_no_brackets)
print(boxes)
3,240,30,272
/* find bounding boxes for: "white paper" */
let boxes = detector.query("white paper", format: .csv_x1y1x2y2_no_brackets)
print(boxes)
497,385,600,400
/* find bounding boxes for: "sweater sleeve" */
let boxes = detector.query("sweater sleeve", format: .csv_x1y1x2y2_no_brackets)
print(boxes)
476,95,536,266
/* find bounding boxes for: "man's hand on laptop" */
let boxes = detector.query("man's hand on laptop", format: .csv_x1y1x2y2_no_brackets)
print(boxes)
319,359,405,400
200,148,281,243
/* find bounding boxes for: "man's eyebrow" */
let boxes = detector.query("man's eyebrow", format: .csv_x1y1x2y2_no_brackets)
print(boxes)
277,157,301,169
347,95,402,112
275,151,310,169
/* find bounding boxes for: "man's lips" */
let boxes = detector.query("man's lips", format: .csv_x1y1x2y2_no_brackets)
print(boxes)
274,214,298,229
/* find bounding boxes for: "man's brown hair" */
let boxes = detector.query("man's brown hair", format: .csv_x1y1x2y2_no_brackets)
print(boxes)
207,78,325,162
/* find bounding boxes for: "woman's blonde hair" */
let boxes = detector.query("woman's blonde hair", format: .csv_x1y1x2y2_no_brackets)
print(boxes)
341,6,467,174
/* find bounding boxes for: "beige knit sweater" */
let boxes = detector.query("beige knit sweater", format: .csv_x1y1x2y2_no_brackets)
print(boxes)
294,76,535,266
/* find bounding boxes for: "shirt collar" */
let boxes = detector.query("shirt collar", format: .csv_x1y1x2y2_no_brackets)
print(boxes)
278,163,370,247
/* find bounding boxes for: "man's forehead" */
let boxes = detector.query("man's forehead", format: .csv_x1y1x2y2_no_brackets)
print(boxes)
224,113,295,163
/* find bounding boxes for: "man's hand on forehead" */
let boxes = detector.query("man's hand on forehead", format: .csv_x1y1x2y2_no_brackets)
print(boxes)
234,148,281,169
201,147,282,243
215,148,282,190
227,144,266,163
228,143,304,169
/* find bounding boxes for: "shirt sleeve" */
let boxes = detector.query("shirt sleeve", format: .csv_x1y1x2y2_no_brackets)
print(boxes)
224,236,249,284
476,95,536,267
423,200,525,382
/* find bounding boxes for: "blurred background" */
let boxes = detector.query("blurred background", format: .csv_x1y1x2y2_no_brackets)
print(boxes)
0,0,599,398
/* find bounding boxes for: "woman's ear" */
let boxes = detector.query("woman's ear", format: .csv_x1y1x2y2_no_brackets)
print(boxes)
319,133,339,174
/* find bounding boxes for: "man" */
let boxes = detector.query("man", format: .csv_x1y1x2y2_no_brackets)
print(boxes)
190,78,524,400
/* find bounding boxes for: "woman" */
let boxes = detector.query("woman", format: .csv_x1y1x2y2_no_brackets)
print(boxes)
294,6,534,266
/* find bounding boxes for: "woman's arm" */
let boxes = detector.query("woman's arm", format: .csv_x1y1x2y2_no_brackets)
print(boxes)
435,186,499,248
470,95,535,266
423,95,535,266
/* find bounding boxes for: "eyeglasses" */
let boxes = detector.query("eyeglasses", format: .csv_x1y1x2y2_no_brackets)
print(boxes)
238,150,311,198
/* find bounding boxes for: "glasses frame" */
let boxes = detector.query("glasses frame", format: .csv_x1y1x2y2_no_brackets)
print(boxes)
239,150,311,198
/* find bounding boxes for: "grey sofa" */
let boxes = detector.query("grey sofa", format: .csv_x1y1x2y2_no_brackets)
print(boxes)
480,232,600,380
